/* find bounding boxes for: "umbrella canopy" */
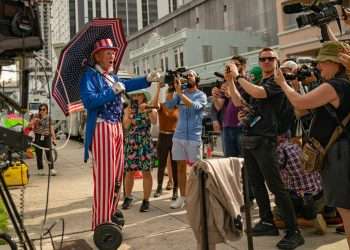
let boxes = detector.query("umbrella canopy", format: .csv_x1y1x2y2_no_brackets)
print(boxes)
52,18,127,116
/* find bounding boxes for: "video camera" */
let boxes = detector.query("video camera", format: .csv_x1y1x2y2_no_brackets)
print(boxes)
283,0,343,42
283,64,320,82
0,0,43,58
164,67,189,90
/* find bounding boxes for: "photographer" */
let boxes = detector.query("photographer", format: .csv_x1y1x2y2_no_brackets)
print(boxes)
152,82,179,200
32,103,57,176
165,70,207,209
122,90,157,212
275,41,350,248
226,48,304,250
211,56,247,157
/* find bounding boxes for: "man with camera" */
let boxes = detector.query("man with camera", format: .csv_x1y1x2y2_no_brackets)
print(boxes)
165,70,207,209
226,48,304,250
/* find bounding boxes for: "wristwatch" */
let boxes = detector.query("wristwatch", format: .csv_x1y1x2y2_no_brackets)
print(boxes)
236,75,244,82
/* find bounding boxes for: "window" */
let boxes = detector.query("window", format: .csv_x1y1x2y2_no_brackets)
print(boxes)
152,54,158,70
202,45,212,63
160,52,169,72
174,46,184,68
133,62,140,75
142,57,150,74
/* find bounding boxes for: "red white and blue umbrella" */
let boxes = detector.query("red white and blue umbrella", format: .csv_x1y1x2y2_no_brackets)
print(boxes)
52,18,127,115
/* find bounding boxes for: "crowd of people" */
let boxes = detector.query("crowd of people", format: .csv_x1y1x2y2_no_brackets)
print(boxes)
74,18,350,249
114,42,350,250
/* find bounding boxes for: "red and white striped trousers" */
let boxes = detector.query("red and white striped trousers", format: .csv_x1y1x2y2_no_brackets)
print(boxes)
91,121,124,229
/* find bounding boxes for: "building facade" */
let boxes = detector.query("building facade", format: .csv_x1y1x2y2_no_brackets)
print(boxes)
123,0,278,69
129,28,266,77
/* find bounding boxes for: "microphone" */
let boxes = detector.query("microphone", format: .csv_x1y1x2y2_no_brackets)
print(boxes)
214,72,224,79
283,3,305,14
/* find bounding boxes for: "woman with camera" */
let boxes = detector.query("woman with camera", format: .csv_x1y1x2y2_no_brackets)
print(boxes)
122,90,157,212
274,41,350,247
31,103,57,176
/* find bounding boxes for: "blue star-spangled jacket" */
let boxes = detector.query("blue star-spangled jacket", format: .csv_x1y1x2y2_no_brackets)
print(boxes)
80,67,150,162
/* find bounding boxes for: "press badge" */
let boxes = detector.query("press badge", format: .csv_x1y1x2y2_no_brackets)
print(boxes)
40,135,45,141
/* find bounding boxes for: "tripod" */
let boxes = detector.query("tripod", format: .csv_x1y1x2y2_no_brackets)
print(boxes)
0,161,35,250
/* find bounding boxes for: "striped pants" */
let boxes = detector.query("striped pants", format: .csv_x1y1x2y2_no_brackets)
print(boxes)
91,121,124,229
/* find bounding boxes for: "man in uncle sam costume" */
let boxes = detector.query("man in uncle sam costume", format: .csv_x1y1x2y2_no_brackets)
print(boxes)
80,38,160,229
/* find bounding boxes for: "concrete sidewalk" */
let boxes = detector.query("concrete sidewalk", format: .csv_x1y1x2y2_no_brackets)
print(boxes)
5,141,348,250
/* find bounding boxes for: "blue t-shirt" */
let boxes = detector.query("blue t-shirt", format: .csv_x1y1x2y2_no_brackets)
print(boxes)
165,89,207,142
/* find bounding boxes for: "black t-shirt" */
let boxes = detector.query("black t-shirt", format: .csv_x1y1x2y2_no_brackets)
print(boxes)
245,76,285,137
309,73,350,147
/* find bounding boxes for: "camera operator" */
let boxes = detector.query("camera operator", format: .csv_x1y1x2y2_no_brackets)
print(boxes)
275,41,350,248
211,56,247,157
165,70,207,209
226,48,304,250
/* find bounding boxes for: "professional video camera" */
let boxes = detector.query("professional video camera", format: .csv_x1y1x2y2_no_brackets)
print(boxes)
164,67,189,90
284,64,321,82
0,0,43,58
283,0,343,42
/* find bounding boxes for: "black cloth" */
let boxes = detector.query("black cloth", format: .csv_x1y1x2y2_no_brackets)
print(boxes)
156,133,178,189
244,76,285,137
322,138,350,209
34,133,53,170
309,73,350,147
242,136,298,231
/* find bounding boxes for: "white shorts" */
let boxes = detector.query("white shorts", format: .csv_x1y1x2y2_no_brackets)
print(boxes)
172,138,202,162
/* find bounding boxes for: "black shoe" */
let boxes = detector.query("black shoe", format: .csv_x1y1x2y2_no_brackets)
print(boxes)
336,225,345,234
122,197,133,210
276,230,304,250
140,200,150,212
153,186,162,198
252,220,279,236
112,209,125,227
171,190,178,201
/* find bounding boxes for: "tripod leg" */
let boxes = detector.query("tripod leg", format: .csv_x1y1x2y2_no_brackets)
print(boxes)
199,169,209,250
0,174,35,250
242,164,254,250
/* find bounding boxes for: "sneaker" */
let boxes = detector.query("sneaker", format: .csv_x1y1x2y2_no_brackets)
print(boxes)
122,197,133,210
170,196,185,209
313,214,327,235
38,169,45,176
276,230,304,250
140,200,150,212
112,209,125,227
252,220,279,236
153,186,162,198
50,169,57,176
171,189,178,201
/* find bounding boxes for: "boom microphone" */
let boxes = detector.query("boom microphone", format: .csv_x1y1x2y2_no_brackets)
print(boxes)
214,72,224,79
283,3,306,14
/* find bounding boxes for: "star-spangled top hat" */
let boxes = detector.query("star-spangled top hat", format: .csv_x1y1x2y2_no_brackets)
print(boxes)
91,38,118,57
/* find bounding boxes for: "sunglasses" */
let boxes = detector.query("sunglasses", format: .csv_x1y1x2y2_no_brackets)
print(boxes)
39,108,47,111
259,57,276,62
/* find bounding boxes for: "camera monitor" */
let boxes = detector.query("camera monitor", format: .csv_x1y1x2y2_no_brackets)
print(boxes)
0,0,43,58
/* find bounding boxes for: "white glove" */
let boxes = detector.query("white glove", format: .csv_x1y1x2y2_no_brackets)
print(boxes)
147,71,165,83
113,81,126,93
